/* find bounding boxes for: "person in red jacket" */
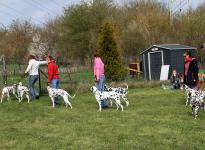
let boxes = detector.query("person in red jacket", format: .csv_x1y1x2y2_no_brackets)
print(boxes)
46,55,60,104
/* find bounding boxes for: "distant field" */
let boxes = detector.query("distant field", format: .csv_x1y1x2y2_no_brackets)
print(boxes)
0,88,205,149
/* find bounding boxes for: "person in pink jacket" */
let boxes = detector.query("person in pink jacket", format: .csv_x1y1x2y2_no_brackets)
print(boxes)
93,53,108,108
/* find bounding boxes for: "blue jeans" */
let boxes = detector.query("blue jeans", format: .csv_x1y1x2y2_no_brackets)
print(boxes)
51,78,60,104
29,75,39,100
96,75,108,108
173,81,180,89
96,75,105,92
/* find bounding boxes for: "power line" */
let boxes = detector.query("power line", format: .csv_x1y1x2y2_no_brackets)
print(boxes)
50,0,64,9
0,11,45,27
172,0,188,14
0,1,48,26
50,0,79,9
0,0,73,26
0,2,25,18
24,0,62,24
30,0,57,16
169,0,189,24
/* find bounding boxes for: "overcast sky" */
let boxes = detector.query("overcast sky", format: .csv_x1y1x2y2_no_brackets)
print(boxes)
0,0,204,27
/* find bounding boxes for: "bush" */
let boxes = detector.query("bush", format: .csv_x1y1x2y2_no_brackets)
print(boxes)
97,21,127,81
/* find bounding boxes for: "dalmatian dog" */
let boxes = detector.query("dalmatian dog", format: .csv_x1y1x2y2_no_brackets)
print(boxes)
184,85,195,106
184,84,205,106
17,82,30,103
91,86,123,111
104,84,129,106
190,91,205,119
184,84,205,119
47,86,75,108
1,84,18,103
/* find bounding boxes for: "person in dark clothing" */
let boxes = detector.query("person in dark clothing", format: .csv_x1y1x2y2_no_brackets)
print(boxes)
183,51,199,88
170,70,180,89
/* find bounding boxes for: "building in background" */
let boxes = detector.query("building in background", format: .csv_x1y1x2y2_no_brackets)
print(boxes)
140,44,196,80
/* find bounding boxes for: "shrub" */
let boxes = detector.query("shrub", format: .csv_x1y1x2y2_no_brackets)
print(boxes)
97,21,127,81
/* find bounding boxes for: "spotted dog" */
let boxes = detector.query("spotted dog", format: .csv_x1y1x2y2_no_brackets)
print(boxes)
184,84,205,118
1,84,18,103
17,82,30,103
190,91,205,119
184,85,205,106
104,84,129,106
91,86,123,111
47,86,75,108
184,85,195,106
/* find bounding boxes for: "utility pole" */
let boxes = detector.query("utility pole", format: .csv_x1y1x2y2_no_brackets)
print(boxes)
169,0,174,25
169,0,190,25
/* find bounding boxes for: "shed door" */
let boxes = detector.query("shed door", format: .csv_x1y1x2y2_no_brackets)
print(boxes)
148,51,163,80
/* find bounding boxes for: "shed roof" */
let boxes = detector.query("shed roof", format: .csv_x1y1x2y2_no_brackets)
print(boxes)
140,44,196,54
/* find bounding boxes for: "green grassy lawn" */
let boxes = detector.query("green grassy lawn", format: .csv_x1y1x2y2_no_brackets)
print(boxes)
1,87,205,149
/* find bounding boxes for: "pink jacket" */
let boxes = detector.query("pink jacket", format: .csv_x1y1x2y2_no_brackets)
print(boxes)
94,57,104,80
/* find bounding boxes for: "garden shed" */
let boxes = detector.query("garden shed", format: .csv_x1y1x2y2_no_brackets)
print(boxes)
140,44,197,80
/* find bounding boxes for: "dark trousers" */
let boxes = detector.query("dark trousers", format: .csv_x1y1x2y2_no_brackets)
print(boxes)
184,76,197,88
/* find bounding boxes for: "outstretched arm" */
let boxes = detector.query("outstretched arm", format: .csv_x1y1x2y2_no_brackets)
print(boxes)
38,61,47,65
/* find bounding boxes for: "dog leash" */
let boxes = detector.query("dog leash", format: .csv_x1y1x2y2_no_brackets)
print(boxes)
73,85,81,95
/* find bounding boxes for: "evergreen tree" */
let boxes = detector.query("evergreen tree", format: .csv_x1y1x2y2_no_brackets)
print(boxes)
97,22,127,81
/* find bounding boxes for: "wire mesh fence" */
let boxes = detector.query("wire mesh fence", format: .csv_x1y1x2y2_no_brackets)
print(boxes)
0,64,27,86
0,60,92,96
38,65,92,95
0,60,145,97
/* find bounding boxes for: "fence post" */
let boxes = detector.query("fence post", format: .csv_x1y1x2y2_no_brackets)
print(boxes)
3,56,7,86
38,68,42,95
38,69,48,95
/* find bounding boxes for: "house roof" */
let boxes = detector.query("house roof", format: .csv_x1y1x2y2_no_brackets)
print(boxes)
140,44,197,54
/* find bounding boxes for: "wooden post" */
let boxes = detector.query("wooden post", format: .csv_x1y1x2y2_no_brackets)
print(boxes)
38,68,42,95
2,56,7,86
38,69,48,95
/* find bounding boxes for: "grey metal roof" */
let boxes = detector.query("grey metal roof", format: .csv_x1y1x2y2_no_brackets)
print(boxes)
140,44,196,54
154,44,196,50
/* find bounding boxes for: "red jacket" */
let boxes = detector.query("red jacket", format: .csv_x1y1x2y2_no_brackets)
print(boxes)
48,60,59,83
